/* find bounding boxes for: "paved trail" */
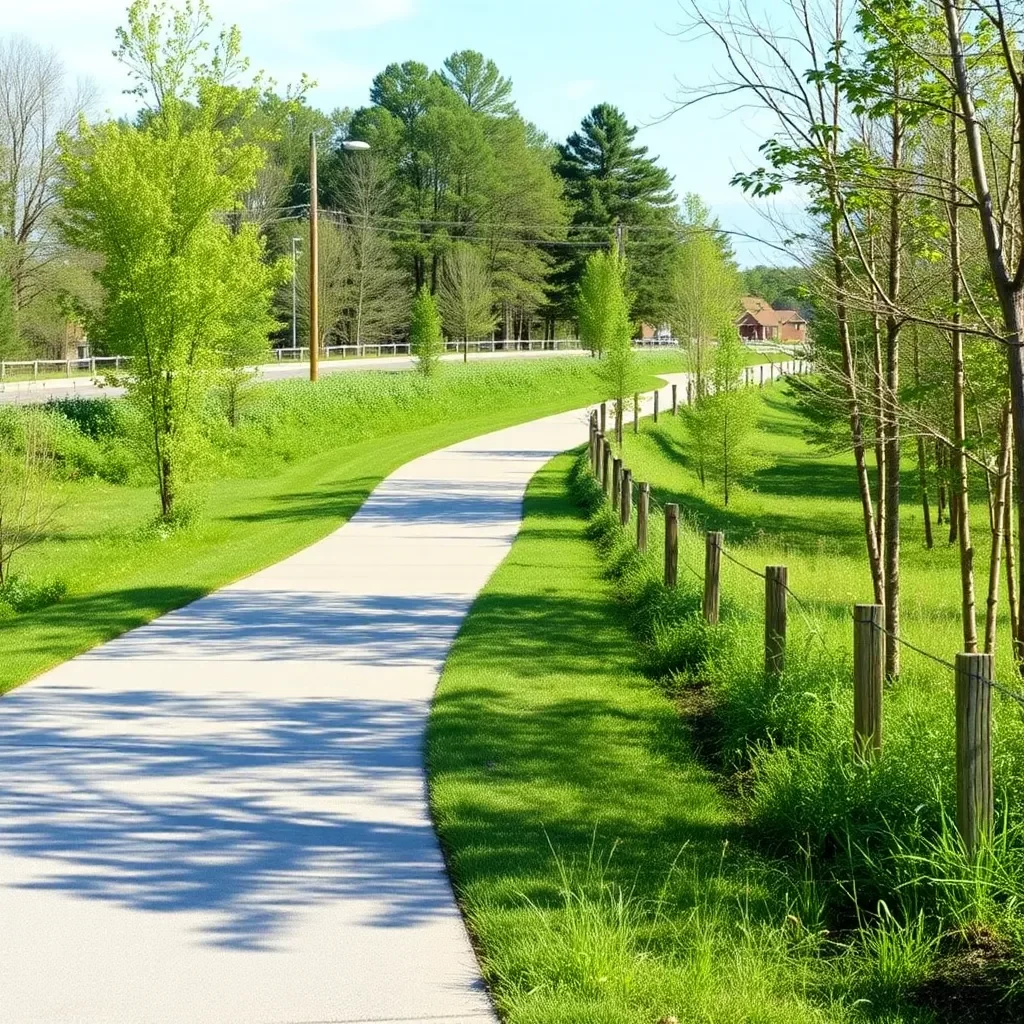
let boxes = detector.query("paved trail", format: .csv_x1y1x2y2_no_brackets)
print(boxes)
0,366,813,1023
0,373,695,1024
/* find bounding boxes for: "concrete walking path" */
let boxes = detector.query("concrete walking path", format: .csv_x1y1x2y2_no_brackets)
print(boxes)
0,373,687,1024
0,366,804,1022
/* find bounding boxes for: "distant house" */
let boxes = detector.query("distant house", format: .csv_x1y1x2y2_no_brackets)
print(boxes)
737,296,807,344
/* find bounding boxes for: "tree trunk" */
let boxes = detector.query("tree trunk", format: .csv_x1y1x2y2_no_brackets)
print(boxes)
985,402,1013,653
831,232,884,608
950,107,978,653
917,436,933,550
883,100,904,679
873,310,887,547
913,329,932,549
1005,446,1020,658
936,439,947,524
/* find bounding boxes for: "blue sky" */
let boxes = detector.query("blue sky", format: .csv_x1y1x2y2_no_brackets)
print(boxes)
9,0,788,265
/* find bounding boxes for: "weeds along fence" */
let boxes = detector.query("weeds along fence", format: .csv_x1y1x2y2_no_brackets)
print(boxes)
586,365,1024,859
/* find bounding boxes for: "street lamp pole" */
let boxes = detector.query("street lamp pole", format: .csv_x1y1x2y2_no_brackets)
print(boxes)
291,237,301,350
309,132,319,382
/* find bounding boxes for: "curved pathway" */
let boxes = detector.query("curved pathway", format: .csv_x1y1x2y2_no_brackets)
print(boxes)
0,367,801,1022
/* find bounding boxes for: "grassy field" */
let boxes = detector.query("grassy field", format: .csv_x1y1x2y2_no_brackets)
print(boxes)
0,354,684,695
566,382,1024,1018
429,454,931,1023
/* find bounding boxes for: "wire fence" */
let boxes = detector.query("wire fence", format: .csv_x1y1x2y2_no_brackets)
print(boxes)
590,361,1024,716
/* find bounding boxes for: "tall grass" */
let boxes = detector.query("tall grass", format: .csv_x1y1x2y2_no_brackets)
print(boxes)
568,386,1024,1015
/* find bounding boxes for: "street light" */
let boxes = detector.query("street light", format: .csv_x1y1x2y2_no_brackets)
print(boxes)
342,140,371,152
291,237,301,350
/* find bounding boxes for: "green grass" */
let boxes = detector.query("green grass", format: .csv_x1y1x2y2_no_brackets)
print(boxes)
0,354,684,694
428,453,933,1024
568,382,1024,1017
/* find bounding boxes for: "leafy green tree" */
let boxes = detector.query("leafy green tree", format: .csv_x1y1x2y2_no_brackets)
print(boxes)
60,0,281,519
669,194,740,397
409,285,443,375
578,250,635,441
438,243,495,362
555,104,677,323
682,328,767,505
440,51,514,116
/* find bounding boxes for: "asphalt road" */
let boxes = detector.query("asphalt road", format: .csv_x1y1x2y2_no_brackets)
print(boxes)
0,348,590,405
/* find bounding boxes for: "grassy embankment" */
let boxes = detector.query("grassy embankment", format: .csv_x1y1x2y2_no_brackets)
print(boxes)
430,382,1024,1022
0,354,684,694
574,386,1024,1017
429,452,932,1024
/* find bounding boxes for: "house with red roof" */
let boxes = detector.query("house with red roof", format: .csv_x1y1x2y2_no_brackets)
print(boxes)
737,296,807,344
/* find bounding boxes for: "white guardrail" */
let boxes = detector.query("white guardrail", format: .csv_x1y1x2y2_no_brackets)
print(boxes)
0,338,807,380
0,356,128,380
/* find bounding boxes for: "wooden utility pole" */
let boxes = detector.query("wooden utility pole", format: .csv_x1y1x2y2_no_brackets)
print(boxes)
309,132,319,383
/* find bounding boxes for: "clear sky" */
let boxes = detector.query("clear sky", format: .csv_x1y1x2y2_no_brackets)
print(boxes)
5,0,787,266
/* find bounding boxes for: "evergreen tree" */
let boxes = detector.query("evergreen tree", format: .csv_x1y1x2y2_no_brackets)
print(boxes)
554,104,676,324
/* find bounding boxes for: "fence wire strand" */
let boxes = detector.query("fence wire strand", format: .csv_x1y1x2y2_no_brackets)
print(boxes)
587,370,1024,712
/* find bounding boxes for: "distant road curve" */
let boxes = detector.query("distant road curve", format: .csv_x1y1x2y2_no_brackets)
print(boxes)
0,348,592,405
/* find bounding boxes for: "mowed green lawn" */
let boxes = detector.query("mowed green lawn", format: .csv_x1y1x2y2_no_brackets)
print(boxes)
0,359,678,695
428,454,919,1024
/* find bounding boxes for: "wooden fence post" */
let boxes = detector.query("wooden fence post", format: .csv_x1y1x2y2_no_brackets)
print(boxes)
654,389,660,423
620,469,632,526
600,402,607,436
634,392,640,434
853,604,884,758
703,531,723,624
637,483,649,552
956,652,994,855
665,504,679,588
765,566,788,676
602,439,611,495
672,384,678,415
760,363,764,388
612,457,622,509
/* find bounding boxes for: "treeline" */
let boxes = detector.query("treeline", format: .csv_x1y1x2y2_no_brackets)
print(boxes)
0,0,767,361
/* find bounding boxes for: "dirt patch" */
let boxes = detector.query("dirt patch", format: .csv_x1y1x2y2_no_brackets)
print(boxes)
913,928,1023,1023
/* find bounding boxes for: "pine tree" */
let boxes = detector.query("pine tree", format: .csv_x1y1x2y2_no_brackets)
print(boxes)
555,104,676,323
